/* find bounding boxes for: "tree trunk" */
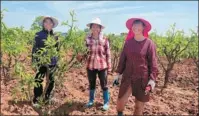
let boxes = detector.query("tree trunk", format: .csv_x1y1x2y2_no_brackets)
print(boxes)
111,53,117,72
193,58,199,69
2,66,8,84
116,56,120,70
164,71,169,88
8,54,12,69
68,54,76,65
163,65,173,88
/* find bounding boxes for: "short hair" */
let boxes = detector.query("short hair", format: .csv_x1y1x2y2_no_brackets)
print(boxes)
90,23,102,29
43,17,54,26
132,19,145,27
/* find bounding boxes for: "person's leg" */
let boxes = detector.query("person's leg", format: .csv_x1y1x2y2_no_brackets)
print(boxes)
98,69,109,110
86,69,97,107
33,66,46,104
98,69,108,91
133,78,148,115
116,86,132,116
134,98,145,115
44,65,56,102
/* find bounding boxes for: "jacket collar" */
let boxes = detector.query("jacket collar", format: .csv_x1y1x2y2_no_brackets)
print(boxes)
42,29,54,35
87,32,104,41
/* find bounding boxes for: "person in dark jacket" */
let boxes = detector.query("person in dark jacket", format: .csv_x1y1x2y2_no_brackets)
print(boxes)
32,16,59,107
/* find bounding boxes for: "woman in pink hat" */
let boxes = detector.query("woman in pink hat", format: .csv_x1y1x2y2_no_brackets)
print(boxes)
112,18,159,115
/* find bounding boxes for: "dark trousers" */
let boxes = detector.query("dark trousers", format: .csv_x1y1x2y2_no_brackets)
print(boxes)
33,65,56,103
87,69,108,91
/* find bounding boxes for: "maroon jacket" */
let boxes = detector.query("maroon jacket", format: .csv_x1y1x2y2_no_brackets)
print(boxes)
116,38,159,81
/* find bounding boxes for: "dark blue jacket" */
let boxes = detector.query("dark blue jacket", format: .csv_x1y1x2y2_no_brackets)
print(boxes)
32,29,59,66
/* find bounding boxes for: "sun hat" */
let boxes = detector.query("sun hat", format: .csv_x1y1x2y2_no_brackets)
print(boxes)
86,17,105,29
39,16,58,28
125,18,152,41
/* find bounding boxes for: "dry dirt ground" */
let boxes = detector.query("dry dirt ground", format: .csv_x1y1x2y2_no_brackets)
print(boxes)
1,58,198,115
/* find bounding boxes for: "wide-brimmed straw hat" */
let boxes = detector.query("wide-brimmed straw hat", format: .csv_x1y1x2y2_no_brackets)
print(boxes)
125,18,152,41
126,18,151,32
39,16,58,28
86,17,105,29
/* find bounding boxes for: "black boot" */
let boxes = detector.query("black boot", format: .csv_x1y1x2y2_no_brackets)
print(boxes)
118,111,123,116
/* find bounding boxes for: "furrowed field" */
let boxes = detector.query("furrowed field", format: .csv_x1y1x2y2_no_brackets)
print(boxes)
1,10,198,115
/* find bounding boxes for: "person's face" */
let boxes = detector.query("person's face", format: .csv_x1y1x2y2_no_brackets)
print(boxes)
91,24,101,35
43,18,54,31
132,22,144,35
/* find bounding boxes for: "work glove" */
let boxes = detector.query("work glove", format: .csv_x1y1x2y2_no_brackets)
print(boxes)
145,79,156,95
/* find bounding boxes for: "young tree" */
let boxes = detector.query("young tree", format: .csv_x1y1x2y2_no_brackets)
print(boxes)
84,28,89,33
151,24,193,88
1,26,28,80
187,30,198,69
30,16,43,32
108,34,125,72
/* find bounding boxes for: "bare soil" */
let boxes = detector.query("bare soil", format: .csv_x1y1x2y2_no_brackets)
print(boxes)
1,57,198,115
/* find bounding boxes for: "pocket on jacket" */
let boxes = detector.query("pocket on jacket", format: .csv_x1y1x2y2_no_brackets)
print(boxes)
141,77,149,90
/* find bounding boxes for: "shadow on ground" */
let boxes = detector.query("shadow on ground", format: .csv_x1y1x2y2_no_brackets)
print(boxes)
8,100,31,106
51,101,86,115
8,100,32,114
51,101,103,115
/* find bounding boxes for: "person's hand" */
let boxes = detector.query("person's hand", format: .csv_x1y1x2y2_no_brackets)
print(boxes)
107,68,112,74
145,79,155,95
76,54,83,62
113,74,122,86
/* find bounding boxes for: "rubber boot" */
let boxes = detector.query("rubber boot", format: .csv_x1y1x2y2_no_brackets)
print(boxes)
86,89,95,107
102,90,109,111
118,111,123,116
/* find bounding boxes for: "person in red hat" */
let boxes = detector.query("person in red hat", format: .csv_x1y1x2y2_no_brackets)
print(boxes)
112,18,159,115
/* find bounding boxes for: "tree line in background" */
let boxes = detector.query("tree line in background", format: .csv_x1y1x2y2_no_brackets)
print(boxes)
1,9,198,103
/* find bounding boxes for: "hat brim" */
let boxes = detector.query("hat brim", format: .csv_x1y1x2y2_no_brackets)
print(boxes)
126,18,151,32
39,16,58,28
86,23,105,29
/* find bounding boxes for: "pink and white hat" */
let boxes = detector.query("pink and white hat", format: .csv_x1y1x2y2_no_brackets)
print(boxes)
125,18,152,41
